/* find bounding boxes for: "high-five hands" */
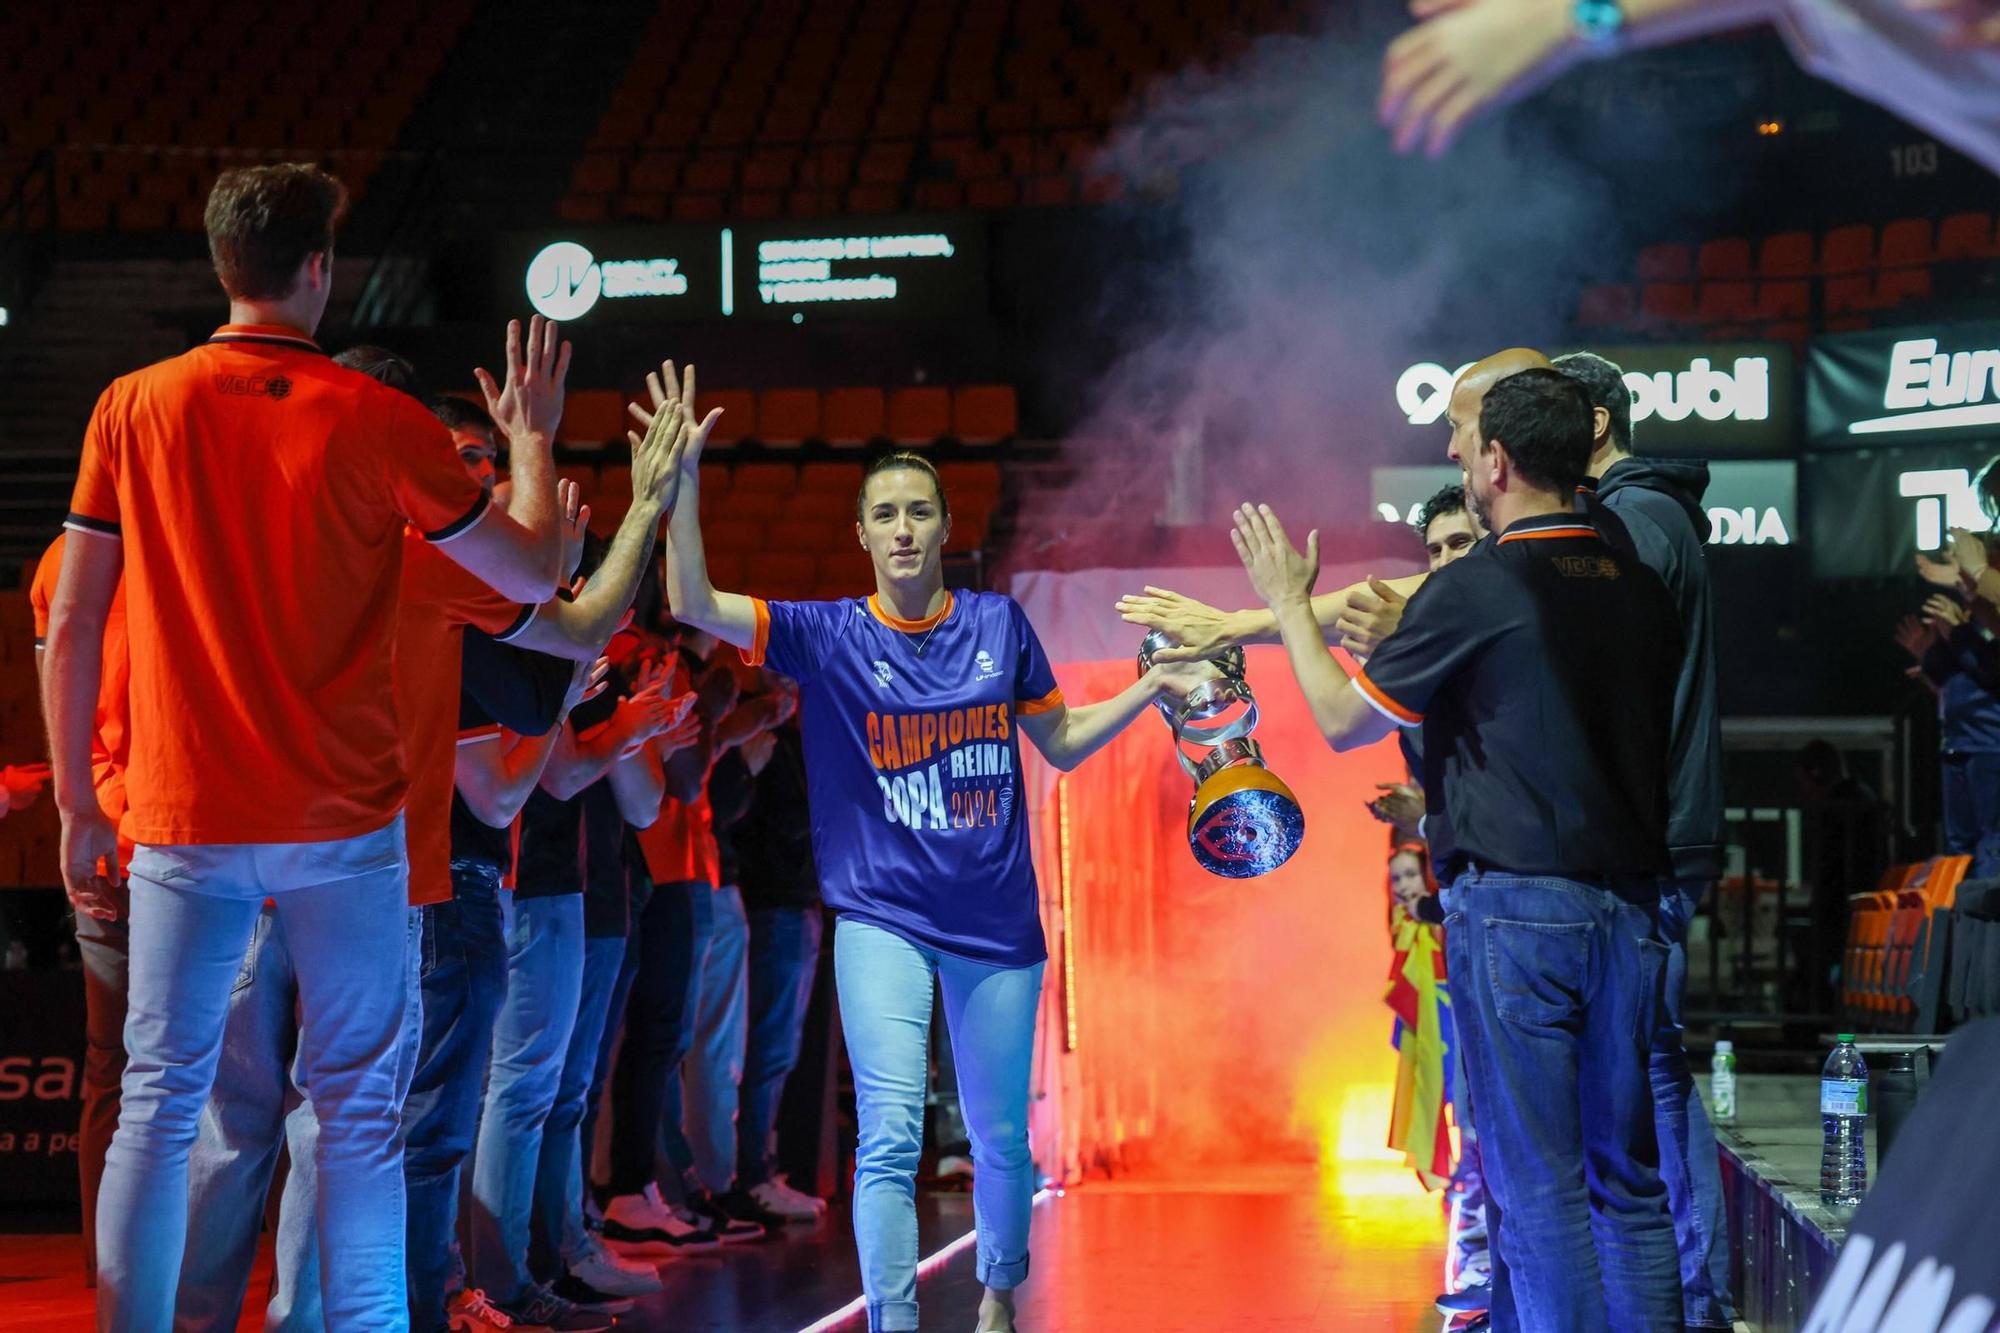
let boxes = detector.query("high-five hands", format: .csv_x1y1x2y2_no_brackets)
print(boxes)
476,316,571,445
628,360,725,488
1231,504,1320,611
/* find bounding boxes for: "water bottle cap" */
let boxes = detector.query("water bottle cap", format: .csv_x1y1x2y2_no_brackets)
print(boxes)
1836,1033,1855,1043
1715,1040,1733,1052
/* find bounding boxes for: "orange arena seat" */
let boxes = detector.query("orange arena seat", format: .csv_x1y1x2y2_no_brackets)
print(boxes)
1758,231,1815,278
756,389,821,446
1936,211,1998,261
952,386,1019,444
822,388,887,446
1818,224,1875,274
559,390,631,447
888,388,953,445
701,390,758,446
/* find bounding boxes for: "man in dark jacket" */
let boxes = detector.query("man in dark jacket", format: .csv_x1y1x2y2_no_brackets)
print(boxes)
1558,350,1734,1332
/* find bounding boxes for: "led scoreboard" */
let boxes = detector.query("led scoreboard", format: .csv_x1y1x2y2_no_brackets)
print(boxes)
502,215,987,324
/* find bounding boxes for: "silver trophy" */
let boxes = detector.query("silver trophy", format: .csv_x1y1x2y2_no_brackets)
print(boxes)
1138,630,1305,878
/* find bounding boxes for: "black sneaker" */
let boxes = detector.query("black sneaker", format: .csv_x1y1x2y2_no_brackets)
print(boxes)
687,1189,769,1243
716,1187,791,1233
1436,1282,1493,1315
600,1184,723,1254
551,1273,637,1315
496,1283,614,1332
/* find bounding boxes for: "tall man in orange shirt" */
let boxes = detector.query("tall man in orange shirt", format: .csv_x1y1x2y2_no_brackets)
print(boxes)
40,163,641,1333
30,533,128,1290
173,350,702,1333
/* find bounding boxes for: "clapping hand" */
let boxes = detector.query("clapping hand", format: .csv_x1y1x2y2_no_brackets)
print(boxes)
566,656,614,711
1917,550,1963,589
1925,593,1970,630
1368,782,1426,837
1947,527,1992,579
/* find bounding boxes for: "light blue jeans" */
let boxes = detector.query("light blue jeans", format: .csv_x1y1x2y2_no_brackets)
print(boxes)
529,931,628,1282
177,902,423,1332
684,884,750,1195
97,818,412,1333
835,919,1044,1333
468,891,585,1305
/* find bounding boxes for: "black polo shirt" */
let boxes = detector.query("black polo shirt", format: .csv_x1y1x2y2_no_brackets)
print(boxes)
1353,510,1680,880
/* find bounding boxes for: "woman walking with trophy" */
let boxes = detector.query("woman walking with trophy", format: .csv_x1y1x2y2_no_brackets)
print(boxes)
637,363,1208,1333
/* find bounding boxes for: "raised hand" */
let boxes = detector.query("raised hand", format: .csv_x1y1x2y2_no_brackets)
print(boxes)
1231,504,1320,611
566,656,614,712
1116,587,1239,664
475,315,572,445
557,478,591,581
628,359,724,477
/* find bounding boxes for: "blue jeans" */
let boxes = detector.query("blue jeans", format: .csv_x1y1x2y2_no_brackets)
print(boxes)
100,819,412,1333
530,930,628,1281
835,919,1043,1333
737,906,823,1187
684,884,750,1194
177,902,424,1333
1941,750,2000,855
404,862,509,1332
468,891,586,1305
1654,881,1736,1328
606,880,714,1198
1442,869,1681,1333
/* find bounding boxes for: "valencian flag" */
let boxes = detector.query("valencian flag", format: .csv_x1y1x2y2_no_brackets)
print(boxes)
1385,904,1456,1190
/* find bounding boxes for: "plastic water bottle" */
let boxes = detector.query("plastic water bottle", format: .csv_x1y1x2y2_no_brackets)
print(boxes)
1710,1040,1737,1126
1820,1035,1868,1208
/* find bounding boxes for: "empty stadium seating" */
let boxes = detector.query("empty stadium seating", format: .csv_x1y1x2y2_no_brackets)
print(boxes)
1841,857,1970,1032
562,0,1313,222
0,0,474,232
551,384,1017,449
1575,212,1999,343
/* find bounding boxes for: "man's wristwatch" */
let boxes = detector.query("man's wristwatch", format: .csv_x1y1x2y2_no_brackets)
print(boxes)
1572,0,1627,51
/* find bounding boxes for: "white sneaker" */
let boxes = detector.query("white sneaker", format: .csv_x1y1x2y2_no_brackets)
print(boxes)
447,1288,518,1331
569,1237,664,1296
749,1175,828,1220
601,1182,722,1255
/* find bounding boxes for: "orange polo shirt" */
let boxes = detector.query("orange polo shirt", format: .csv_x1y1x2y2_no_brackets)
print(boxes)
30,533,133,865
65,324,491,846
396,534,535,906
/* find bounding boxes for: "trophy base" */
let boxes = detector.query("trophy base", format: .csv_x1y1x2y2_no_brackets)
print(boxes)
1186,764,1305,879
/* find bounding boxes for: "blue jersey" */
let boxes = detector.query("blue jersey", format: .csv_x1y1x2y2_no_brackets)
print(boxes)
745,590,1063,967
